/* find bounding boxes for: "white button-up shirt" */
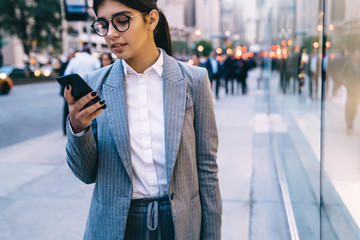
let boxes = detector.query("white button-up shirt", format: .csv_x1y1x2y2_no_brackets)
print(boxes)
122,51,167,199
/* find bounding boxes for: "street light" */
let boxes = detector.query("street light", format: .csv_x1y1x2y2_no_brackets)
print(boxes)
195,29,202,37
235,48,242,58
197,45,204,53
329,24,335,31
317,24,323,32
226,48,232,55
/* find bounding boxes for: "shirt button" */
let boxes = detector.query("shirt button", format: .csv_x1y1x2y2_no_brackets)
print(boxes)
170,192,175,200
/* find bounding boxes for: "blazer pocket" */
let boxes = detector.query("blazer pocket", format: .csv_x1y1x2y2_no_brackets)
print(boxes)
190,191,199,200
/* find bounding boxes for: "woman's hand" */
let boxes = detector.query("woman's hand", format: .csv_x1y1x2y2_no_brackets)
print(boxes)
64,85,106,133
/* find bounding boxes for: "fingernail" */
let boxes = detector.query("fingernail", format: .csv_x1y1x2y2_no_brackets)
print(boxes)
91,92,97,97
66,85,70,90
99,100,105,105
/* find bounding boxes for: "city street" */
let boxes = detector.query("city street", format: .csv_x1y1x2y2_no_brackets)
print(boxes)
0,81,64,149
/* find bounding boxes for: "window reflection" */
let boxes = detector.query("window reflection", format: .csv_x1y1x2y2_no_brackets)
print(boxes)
323,0,360,237
260,0,360,239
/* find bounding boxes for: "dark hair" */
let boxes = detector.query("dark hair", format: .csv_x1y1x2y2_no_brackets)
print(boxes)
82,44,91,54
93,0,173,56
100,52,114,66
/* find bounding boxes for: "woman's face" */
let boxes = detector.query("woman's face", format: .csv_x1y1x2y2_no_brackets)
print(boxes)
97,1,152,60
101,54,112,66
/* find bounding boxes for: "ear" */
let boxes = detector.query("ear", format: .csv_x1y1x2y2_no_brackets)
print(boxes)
147,9,159,31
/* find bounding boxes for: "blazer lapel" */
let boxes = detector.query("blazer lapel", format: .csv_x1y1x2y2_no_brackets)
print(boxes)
162,51,186,187
102,60,132,180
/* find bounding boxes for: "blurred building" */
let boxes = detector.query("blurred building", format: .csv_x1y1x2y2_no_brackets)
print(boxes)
1,0,222,65
220,0,257,48
3,0,360,66
158,0,221,50
295,0,319,40
327,0,360,35
1,36,25,66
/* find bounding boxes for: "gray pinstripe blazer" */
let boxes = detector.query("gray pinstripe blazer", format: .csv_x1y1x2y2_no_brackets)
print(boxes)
66,49,222,240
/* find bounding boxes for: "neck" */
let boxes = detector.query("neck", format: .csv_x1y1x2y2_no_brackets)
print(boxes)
125,45,160,74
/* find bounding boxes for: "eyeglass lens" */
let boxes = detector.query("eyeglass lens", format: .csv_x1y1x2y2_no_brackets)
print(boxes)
92,14,130,36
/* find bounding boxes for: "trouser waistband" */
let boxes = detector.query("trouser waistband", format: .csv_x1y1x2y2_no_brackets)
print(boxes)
129,196,171,239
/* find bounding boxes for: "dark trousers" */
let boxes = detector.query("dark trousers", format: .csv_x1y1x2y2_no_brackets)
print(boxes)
225,74,234,95
211,73,221,99
124,196,175,240
240,76,247,95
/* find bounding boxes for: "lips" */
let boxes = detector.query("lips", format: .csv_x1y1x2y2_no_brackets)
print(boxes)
111,43,127,51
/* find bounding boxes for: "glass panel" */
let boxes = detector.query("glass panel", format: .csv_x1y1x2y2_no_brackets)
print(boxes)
322,0,360,239
260,0,323,238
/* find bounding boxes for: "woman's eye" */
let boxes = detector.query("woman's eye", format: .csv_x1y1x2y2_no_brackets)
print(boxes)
117,20,128,26
114,16,128,25
95,20,107,28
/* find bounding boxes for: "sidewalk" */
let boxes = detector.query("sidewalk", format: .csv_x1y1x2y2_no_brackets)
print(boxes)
0,68,291,240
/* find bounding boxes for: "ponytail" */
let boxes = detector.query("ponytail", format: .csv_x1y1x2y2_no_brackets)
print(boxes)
154,10,173,56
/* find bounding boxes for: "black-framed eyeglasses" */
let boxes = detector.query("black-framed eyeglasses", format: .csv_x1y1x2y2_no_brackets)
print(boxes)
91,12,146,37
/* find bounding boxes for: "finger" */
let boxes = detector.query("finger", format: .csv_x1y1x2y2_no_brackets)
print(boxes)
75,104,106,126
76,91,99,110
64,85,76,105
78,99,106,118
87,106,106,121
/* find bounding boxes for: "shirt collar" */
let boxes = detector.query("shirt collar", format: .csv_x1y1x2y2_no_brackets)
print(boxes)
122,49,163,77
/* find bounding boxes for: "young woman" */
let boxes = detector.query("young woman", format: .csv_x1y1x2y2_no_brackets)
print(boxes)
64,0,222,239
100,52,114,67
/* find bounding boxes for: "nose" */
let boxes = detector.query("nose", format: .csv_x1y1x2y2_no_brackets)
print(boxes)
107,23,119,38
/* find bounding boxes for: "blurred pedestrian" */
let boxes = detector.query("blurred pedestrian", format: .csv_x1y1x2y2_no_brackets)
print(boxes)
63,0,222,239
342,49,360,134
279,57,287,94
310,49,318,98
64,44,101,77
59,50,76,136
205,51,221,99
190,53,201,66
100,52,114,67
224,54,235,95
234,57,249,95
327,51,348,96
297,49,306,94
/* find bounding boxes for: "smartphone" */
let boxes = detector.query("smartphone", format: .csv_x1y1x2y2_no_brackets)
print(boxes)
57,73,106,110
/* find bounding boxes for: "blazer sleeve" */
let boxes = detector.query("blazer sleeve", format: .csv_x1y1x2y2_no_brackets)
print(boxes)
193,68,222,239
66,118,98,184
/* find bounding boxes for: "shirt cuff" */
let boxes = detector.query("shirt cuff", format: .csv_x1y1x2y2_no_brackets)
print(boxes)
67,115,88,137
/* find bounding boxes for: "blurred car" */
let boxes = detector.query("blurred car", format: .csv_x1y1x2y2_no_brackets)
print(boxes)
34,65,55,78
0,65,30,79
0,70,13,94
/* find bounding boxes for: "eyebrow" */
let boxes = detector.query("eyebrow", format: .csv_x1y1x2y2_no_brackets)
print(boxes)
98,10,133,19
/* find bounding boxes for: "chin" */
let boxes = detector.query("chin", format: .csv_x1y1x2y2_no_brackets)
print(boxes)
112,51,131,60
111,52,125,60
